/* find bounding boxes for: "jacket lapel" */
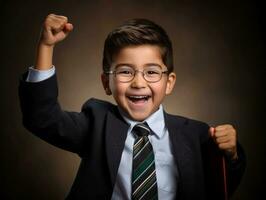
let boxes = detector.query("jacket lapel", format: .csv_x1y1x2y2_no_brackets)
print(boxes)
164,113,196,197
105,109,129,186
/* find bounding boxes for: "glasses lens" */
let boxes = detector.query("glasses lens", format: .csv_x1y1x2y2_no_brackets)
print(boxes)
144,66,162,82
115,66,134,82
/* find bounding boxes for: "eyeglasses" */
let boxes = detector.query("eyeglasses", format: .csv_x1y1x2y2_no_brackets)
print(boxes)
105,65,168,83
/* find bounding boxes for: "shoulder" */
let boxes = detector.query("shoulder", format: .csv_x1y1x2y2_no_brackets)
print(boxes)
164,112,210,143
82,98,115,108
81,98,118,115
165,112,209,129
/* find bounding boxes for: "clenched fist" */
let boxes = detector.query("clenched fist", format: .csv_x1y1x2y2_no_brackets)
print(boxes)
35,14,73,70
40,14,73,46
209,124,238,160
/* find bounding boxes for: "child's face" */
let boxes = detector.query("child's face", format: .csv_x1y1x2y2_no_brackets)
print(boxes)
102,45,176,121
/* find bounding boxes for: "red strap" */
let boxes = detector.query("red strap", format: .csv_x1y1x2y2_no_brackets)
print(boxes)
222,156,228,200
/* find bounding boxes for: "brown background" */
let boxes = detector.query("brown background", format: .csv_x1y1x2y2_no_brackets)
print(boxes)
1,0,265,199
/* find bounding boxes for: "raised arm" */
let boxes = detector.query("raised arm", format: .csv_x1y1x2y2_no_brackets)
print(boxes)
19,14,92,155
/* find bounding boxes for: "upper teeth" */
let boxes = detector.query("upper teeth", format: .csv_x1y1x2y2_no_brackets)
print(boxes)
129,96,148,99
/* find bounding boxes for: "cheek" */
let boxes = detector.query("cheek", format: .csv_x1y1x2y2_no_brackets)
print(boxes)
109,78,118,93
151,83,167,96
110,80,127,96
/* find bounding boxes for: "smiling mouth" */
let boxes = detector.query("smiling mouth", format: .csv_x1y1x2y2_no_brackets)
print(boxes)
127,95,151,103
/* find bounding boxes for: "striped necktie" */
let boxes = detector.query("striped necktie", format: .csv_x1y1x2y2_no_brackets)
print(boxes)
131,123,158,200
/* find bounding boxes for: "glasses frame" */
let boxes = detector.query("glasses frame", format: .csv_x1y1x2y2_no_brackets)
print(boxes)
105,67,169,83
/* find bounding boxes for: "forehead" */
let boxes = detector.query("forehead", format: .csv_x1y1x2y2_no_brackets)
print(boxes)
113,45,164,66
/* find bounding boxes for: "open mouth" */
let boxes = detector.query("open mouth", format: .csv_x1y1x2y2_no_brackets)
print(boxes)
127,95,151,103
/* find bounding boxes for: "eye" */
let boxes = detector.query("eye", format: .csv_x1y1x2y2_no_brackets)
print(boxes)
146,68,160,75
147,70,159,74
117,70,130,74
116,67,133,75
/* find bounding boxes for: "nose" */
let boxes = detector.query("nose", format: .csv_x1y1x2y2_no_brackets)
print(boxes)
131,71,147,88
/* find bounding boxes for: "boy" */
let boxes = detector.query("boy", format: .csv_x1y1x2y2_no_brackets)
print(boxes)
19,14,246,199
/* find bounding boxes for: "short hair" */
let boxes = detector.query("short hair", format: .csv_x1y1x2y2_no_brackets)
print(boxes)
102,18,174,73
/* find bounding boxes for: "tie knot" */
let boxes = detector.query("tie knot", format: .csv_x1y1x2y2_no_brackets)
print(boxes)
133,122,150,137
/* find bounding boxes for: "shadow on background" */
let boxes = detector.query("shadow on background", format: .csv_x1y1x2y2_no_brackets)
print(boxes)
1,0,265,199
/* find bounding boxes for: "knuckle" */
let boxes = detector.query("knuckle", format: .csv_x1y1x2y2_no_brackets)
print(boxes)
58,15,68,23
223,124,232,130
229,129,236,137
47,13,55,19
227,124,233,128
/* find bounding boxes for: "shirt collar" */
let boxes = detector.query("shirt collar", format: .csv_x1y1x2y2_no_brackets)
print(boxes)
118,105,166,139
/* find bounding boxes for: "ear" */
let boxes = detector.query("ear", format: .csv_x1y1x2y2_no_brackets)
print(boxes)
165,72,176,95
101,73,112,95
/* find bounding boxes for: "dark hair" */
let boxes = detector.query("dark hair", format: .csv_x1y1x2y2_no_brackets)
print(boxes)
102,18,174,73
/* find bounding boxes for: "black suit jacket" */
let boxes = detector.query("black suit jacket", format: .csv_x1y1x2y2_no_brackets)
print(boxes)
19,73,246,200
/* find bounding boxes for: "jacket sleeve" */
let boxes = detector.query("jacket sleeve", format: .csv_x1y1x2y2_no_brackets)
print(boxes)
19,72,90,154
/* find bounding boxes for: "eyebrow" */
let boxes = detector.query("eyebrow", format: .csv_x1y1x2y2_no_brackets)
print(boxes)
114,63,163,68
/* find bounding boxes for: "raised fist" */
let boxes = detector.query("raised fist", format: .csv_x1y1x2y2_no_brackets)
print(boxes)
40,14,73,46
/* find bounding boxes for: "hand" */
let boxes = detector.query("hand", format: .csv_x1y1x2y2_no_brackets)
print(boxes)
40,14,73,46
34,14,73,70
209,125,238,160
